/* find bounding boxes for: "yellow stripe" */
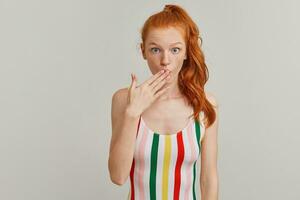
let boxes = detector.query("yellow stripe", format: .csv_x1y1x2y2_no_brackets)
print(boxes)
162,135,171,200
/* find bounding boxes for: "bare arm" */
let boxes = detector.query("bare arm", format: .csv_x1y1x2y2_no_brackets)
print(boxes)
108,89,140,185
200,91,219,200
108,69,171,185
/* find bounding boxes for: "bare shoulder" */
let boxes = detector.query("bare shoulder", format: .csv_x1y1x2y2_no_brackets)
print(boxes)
205,90,218,108
112,87,129,102
110,87,130,140
111,87,129,113
202,91,219,128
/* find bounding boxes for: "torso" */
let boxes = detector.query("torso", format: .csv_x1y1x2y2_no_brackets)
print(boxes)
128,95,206,200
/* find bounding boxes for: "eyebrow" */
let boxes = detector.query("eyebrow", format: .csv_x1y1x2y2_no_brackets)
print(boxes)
148,42,183,46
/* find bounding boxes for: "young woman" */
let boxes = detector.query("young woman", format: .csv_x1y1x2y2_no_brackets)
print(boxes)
108,4,219,200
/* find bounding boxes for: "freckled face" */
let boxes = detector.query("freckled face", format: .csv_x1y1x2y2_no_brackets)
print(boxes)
141,27,187,79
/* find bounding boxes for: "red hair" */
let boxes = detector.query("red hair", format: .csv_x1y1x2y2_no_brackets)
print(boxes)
140,4,216,128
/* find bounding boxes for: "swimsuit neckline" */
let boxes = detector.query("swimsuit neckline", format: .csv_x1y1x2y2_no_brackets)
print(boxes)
140,115,195,137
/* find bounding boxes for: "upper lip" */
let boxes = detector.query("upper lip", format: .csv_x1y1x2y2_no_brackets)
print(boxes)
162,67,171,71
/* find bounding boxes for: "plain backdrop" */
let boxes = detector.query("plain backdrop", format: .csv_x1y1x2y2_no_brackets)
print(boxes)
0,0,299,199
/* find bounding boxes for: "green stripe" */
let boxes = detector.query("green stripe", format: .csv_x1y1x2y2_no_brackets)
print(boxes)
192,162,196,200
149,134,159,200
195,120,201,150
192,119,202,200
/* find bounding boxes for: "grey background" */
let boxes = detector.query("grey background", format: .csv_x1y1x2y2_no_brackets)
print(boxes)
0,0,299,199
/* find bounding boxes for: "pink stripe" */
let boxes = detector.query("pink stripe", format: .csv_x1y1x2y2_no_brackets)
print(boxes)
137,123,148,199
130,117,141,200
185,123,196,200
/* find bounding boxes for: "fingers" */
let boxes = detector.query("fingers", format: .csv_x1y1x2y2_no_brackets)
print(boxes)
128,73,136,93
129,73,133,89
144,68,168,86
150,70,170,92
153,84,170,99
131,73,137,88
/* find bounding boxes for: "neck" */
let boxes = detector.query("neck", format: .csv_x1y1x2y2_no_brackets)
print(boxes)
156,77,183,101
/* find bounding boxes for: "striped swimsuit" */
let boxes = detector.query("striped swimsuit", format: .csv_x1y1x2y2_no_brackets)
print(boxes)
128,112,206,200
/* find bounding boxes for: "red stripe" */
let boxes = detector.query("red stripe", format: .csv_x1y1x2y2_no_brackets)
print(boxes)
136,116,141,137
174,132,185,200
130,159,135,200
129,116,142,200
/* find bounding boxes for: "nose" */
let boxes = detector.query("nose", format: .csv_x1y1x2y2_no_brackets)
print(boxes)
161,51,170,67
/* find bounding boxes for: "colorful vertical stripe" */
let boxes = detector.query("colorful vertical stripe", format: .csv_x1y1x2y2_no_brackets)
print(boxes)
128,113,205,200
162,135,171,199
129,117,141,200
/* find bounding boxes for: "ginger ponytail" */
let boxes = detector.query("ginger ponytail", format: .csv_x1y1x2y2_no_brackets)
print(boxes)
140,4,216,128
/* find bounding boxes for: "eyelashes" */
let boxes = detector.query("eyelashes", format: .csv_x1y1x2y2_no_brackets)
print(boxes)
150,47,181,54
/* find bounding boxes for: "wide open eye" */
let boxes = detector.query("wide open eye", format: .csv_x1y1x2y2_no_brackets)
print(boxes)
171,47,181,54
150,48,160,54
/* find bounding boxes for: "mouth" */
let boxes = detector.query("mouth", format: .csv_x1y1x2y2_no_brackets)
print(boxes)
162,67,171,72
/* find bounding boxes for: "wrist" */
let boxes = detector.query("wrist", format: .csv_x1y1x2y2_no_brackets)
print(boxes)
125,105,141,118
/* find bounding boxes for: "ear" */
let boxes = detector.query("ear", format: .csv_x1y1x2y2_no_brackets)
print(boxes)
140,43,146,59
